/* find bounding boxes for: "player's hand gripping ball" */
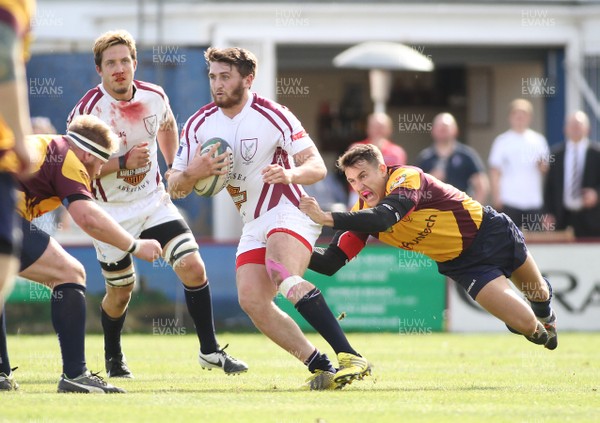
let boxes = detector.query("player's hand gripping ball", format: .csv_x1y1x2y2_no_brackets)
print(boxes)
193,138,234,197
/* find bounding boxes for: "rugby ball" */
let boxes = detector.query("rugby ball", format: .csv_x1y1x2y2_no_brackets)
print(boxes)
193,138,234,197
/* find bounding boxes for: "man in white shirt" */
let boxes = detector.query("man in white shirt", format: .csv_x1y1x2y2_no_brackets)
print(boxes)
168,47,369,390
68,30,247,379
544,111,600,237
489,99,549,229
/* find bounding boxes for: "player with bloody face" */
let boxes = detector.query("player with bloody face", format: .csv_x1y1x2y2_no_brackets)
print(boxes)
68,30,247,379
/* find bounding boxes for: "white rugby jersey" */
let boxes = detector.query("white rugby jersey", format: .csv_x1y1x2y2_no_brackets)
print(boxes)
173,93,316,224
67,80,171,203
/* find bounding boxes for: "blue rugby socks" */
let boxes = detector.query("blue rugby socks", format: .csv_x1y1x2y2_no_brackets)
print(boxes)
183,281,218,354
51,283,87,379
530,277,553,319
295,288,360,356
305,349,336,373
0,309,11,375
101,306,127,359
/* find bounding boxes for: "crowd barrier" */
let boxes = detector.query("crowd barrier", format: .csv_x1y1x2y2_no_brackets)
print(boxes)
9,242,599,332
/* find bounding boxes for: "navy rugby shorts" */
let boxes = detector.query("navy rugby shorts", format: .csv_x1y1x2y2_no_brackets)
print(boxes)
437,206,528,300
0,173,20,256
19,216,51,271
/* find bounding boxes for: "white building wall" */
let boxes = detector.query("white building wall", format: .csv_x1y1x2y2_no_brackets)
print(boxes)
32,2,600,103
32,1,600,239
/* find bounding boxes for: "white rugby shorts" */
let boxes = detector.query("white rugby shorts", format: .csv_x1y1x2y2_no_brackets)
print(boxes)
236,203,321,260
92,186,183,263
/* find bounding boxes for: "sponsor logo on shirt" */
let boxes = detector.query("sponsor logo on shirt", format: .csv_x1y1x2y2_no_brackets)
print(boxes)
226,184,247,211
117,163,150,186
400,214,437,250
389,174,407,191
291,130,307,141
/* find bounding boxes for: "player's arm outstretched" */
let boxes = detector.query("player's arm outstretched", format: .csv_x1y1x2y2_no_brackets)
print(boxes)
68,198,162,262
308,230,368,276
261,146,326,185
300,192,414,275
299,194,413,233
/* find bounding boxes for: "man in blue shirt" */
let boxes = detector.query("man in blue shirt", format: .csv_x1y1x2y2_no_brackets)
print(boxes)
417,113,489,204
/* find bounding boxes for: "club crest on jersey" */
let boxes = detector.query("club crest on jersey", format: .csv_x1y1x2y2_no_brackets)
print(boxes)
143,115,158,137
389,174,407,191
240,138,258,161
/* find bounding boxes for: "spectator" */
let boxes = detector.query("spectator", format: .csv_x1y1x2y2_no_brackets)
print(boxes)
544,111,600,238
350,112,407,166
416,113,489,204
488,99,549,229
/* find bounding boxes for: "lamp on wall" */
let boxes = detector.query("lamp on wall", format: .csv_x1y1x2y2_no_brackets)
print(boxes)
333,41,434,114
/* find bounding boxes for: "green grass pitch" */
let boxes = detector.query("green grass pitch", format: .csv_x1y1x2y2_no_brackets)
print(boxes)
2,332,599,422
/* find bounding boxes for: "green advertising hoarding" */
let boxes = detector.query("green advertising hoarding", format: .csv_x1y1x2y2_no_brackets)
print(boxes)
6,277,51,303
276,245,447,332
